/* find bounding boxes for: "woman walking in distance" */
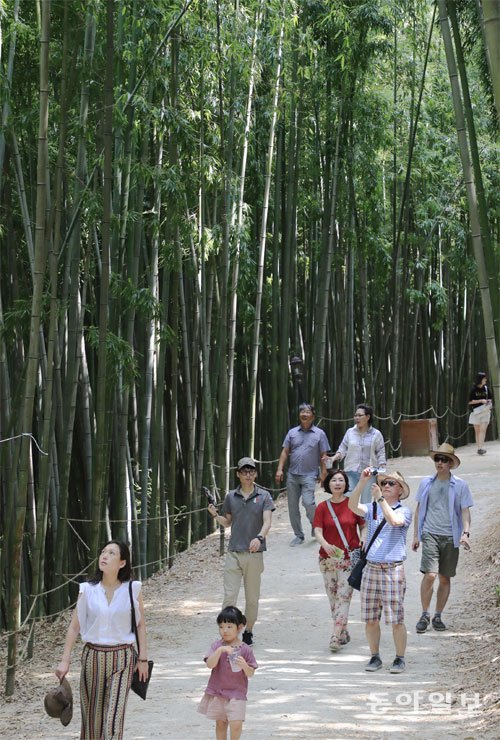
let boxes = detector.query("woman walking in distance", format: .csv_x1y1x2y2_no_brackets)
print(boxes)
468,372,493,455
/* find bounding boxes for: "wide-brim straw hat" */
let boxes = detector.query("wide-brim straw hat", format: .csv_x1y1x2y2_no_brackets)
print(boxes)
429,442,460,469
44,677,73,726
376,470,410,500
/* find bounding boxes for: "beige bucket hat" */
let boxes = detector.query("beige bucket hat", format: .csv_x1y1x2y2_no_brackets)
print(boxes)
376,470,410,500
429,442,460,469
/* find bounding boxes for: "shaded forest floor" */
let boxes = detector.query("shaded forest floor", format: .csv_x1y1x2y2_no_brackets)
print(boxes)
1,442,499,739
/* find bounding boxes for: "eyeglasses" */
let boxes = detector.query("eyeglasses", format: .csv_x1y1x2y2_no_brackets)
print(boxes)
380,480,398,487
434,455,451,464
239,468,256,476
354,413,366,418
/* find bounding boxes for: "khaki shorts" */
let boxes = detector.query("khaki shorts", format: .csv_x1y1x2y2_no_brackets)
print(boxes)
198,693,247,722
420,533,459,577
468,406,491,425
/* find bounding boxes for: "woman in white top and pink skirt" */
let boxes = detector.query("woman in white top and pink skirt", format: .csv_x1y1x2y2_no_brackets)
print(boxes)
56,540,149,739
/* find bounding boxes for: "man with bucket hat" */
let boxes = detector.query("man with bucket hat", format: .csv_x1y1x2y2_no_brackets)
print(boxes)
207,457,275,646
412,443,473,633
349,468,412,674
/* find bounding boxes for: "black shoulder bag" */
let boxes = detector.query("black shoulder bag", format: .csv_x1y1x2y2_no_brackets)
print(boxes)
347,505,387,591
129,581,154,700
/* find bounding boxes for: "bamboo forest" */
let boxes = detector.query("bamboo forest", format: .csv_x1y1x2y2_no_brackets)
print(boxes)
0,0,499,693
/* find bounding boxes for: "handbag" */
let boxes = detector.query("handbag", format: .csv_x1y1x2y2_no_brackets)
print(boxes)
325,500,360,570
347,509,387,590
129,581,154,700
349,547,362,567
347,553,368,590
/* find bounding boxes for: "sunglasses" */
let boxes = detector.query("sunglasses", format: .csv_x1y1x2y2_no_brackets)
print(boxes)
434,455,451,463
380,480,398,487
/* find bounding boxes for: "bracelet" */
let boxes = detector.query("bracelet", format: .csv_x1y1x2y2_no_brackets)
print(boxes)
256,535,264,543
377,496,384,503
462,531,470,537
137,658,148,663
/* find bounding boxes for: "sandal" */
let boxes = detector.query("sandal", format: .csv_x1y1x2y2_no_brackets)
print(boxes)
416,614,430,633
339,629,350,645
432,615,446,631
329,635,342,652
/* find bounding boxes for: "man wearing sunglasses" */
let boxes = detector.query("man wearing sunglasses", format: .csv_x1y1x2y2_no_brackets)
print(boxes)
349,468,412,674
208,457,275,646
412,443,473,634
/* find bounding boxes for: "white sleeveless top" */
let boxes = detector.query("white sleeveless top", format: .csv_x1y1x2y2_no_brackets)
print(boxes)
77,580,141,645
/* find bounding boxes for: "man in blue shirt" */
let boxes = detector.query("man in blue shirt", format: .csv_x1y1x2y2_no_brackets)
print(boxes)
412,443,473,634
275,404,330,546
349,468,412,674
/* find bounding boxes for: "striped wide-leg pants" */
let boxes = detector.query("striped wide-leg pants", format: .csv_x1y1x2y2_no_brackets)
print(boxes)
80,643,135,739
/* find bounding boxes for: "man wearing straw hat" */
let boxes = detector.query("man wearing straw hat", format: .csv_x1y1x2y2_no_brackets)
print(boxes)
412,443,473,634
349,468,412,675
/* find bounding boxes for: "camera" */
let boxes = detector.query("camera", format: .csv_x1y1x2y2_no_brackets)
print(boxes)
201,486,216,508
369,467,385,476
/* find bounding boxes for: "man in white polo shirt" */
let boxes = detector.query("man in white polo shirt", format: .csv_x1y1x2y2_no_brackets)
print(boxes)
349,468,412,674
208,457,275,646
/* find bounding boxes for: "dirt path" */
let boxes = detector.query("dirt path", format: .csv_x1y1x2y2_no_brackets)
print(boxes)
1,442,498,739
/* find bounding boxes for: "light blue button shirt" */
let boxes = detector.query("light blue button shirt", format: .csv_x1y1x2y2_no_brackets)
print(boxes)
416,473,474,547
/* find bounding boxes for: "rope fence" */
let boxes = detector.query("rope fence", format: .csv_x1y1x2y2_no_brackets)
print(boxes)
317,405,470,425
0,432,49,454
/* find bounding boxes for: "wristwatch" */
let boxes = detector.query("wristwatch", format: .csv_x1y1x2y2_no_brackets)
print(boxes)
256,535,264,543
462,531,470,537
377,496,384,503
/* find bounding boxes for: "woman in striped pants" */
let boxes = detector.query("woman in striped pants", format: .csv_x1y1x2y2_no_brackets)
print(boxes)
56,541,149,739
